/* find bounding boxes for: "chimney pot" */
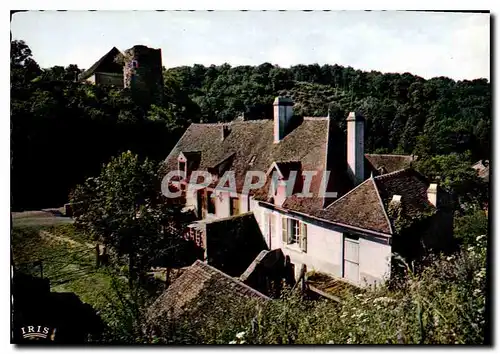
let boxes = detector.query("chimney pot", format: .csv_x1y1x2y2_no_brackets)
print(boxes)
391,194,402,204
427,183,438,207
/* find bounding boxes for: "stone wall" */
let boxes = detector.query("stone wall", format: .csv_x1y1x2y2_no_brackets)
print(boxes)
123,45,163,105
205,212,268,277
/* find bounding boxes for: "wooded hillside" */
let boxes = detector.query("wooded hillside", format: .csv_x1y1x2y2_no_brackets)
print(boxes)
11,40,490,210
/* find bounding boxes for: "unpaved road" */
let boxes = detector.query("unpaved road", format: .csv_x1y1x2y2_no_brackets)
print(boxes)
12,208,74,227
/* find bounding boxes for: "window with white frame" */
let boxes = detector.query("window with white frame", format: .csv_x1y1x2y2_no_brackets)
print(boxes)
281,216,307,252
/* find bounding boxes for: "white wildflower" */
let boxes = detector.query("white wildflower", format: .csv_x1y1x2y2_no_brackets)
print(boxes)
476,235,486,241
236,331,246,339
446,256,453,261
229,341,237,344
468,246,474,252
239,340,246,344
327,340,334,344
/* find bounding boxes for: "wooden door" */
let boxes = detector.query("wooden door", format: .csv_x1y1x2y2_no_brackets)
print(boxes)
343,237,359,284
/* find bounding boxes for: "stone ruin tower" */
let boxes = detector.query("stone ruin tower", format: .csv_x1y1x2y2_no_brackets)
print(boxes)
123,45,163,105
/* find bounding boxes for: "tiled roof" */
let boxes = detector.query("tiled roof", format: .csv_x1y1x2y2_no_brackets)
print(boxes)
365,154,416,176
146,260,269,324
79,47,124,81
373,169,435,221
315,168,437,235
163,116,436,235
315,178,392,234
163,117,338,213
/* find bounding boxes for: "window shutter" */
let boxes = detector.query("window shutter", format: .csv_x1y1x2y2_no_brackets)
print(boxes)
282,217,288,244
300,222,307,252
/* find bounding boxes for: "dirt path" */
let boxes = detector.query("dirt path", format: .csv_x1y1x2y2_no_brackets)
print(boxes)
39,230,95,249
12,209,74,227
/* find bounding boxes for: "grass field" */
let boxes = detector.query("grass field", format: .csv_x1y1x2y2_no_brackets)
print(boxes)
11,212,137,341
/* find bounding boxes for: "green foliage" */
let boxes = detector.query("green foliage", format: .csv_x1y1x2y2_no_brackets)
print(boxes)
454,210,488,246
70,151,184,285
150,238,487,344
414,153,488,211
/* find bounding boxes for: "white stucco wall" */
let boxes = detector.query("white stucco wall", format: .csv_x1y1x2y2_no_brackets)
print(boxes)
254,204,343,279
239,194,250,213
185,188,197,210
214,190,230,219
252,202,392,287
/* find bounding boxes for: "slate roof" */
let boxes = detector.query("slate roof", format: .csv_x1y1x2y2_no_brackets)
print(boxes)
146,260,268,324
315,168,436,235
365,154,416,176
162,117,340,213
79,47,124,81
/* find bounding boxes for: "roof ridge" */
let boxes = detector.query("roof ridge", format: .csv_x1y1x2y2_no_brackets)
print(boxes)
192,120,270,127
303,116,329,120
373,167,411,180
324,177,374,210
365,153,414,158
371,177,394,235
193,260,270,300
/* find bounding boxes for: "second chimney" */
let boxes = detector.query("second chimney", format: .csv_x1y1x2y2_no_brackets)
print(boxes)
427,183,438,207
273,97,294,143
221,124,231,141
346,112,365,185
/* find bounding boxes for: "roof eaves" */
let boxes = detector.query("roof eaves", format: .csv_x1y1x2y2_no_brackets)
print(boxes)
270,204,392,239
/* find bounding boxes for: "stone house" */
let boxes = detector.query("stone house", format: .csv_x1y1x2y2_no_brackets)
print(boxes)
78,45,163,104
161,97,453,288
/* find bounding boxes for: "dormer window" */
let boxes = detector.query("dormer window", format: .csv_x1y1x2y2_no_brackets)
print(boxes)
179,161,186,174
178,151,201,181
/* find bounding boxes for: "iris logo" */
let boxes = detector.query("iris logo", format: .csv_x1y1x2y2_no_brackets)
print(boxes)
20,326,56,341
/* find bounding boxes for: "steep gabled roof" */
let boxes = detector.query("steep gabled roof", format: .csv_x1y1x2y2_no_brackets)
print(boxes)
315,168,437,236
146,260,268,324
315,178,392,234
79,47,124,81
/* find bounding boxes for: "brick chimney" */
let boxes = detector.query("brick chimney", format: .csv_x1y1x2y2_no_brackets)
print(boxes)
273,97,294,143
427,183,438,207
346,112,365,185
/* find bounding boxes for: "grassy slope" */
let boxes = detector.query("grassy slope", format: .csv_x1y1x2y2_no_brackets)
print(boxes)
11,219,130,336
